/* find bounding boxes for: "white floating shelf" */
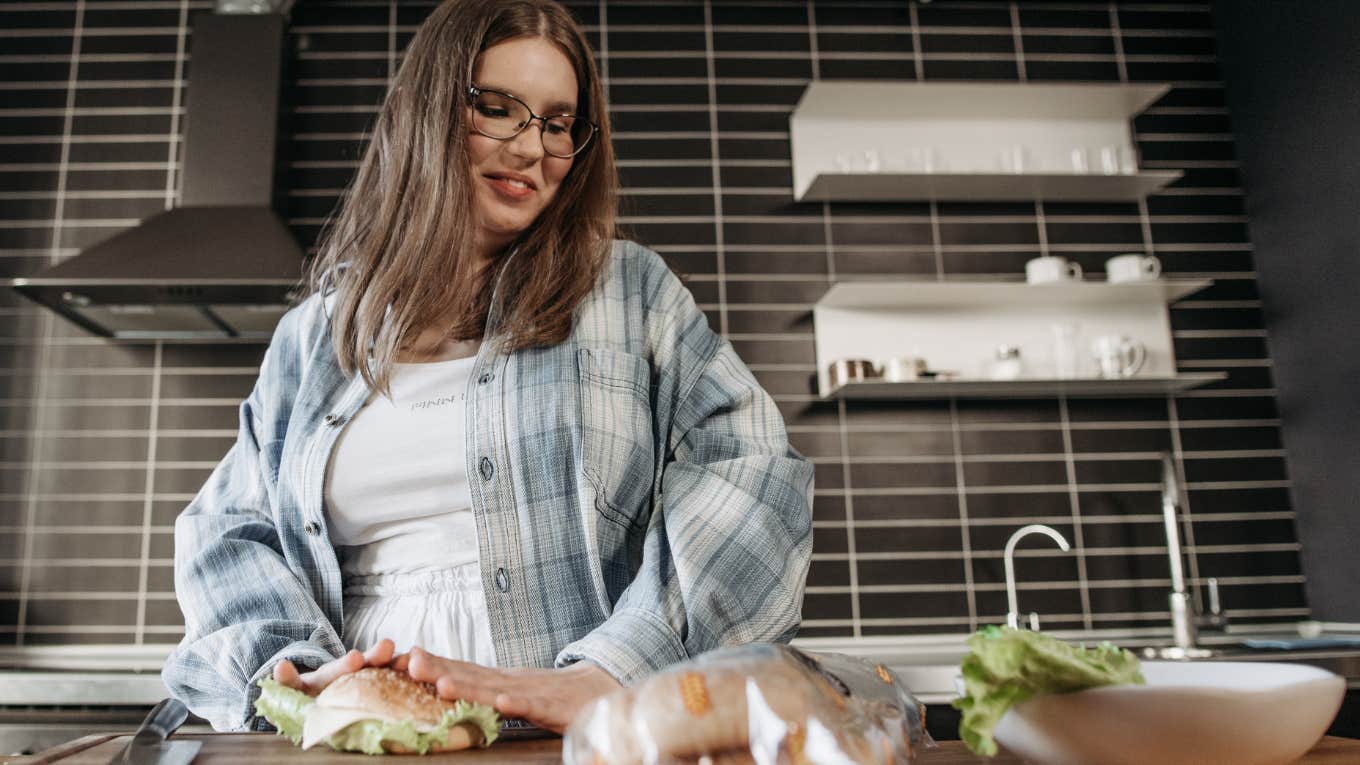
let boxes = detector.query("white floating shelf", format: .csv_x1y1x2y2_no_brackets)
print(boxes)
800,171,1183,202
823,373,1228,401
794,82,1170,120
791,81,1177,202
815,279,1214,310
812,279,1215,398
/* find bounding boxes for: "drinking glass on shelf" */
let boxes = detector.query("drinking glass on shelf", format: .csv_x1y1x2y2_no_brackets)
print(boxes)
1098,145,1136,175
1051,322,1082,379
921,147,943,174
1069,147,1090,174
834,153,852,173
863,149,881,173
900,147,942,174
998,144,1027,174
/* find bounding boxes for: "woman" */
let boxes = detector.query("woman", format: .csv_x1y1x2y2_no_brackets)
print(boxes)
162,0,814,735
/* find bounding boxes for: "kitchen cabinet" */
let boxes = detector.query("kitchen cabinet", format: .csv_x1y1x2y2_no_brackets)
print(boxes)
790,81,1182,202
813,279,1225,400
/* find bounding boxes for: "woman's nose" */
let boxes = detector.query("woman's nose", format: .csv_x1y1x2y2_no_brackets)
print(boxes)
506,121,545,161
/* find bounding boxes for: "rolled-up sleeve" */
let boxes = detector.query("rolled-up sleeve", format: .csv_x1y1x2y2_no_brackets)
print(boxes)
161,317,344,731
556,252,814,684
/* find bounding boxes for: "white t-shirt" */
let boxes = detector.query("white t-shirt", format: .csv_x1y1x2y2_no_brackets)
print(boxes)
323,356,480,577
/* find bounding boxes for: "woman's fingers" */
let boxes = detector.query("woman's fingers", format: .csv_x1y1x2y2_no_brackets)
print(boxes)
298,649,364,694
400,646,597,733
489,691,530,718
407,647,476,685
363,638,395,667
272,642,398,698
273,658,302,690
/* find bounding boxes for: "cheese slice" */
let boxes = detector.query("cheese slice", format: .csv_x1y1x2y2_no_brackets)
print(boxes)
301,704,438,750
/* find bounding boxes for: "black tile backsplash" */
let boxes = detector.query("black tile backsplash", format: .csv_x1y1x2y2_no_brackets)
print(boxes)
0,0,1302,648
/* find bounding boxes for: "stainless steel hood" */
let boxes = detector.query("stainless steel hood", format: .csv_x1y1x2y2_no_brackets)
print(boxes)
7,8,302,342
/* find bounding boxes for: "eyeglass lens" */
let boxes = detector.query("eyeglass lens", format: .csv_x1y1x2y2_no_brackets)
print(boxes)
472,90,591,157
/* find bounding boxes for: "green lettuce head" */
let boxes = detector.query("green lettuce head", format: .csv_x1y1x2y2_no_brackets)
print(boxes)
952,626,1144,756
254,674,501,756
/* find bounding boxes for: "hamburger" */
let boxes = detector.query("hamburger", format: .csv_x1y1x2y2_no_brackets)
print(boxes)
255,667,500,755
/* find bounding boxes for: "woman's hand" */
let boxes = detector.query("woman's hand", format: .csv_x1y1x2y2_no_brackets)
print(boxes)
273,638,397,696
399,647,622,734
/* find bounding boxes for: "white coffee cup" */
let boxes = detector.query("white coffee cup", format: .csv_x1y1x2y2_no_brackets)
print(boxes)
1026,256,1083,284
1106,253,1161,283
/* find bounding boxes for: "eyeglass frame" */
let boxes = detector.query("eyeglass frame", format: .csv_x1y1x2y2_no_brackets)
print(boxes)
466,85,599,158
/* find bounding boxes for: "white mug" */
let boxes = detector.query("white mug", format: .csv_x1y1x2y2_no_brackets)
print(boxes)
881,356,927,382
1091,335,1146,379
1026,256,1083,284
1106,253,1161,283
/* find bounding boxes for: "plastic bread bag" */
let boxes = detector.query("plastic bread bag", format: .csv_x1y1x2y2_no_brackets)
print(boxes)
564,643,933,765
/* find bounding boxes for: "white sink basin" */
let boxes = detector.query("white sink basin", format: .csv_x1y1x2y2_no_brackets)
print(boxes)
993,661,1345,765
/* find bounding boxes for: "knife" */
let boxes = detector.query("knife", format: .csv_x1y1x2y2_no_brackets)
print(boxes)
113,698,202,765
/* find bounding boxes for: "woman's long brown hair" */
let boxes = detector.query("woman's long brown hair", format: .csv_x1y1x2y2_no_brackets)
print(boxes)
304,0,617,395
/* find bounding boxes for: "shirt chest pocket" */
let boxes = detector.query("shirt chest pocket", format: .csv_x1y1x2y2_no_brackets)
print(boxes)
578,348,656,528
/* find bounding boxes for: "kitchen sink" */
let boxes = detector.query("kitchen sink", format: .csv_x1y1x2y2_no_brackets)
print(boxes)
793,624,1360,703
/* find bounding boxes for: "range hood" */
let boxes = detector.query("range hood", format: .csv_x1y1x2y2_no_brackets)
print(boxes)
7,6,302,342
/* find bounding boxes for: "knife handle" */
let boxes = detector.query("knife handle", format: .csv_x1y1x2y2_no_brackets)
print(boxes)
131,698,190,745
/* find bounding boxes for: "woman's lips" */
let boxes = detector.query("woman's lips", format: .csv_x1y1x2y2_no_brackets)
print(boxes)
484,174,535,200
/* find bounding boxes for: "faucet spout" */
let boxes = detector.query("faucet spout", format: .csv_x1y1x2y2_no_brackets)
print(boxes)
1004,524,1072,629
1160,451,1206,656
1161,451,1189,598
1138,454,1215,659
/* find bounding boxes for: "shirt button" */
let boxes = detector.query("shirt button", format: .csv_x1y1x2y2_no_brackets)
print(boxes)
494,567,510,592
479,456,494,481
323,413,342,427
478,371,494,385
303,521,321,536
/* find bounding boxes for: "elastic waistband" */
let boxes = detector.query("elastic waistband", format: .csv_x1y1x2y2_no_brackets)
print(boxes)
342,564,483,597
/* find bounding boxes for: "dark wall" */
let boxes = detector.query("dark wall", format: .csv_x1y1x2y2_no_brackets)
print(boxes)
0,1,1307,647
1213,0,1360,621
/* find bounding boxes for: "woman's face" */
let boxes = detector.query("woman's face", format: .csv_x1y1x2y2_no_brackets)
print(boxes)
468,36,580,257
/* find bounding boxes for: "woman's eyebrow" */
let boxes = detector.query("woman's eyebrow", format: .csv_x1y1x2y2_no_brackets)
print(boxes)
480,84,576,115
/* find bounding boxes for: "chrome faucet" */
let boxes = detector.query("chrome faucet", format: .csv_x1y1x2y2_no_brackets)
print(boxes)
1004,524,1071,630
1153,451,1214,659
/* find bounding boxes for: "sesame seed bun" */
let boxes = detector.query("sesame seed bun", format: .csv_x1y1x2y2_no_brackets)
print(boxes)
316,668,483,753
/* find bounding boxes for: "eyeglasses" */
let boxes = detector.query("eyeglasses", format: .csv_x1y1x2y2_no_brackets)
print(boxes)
467,85,598,159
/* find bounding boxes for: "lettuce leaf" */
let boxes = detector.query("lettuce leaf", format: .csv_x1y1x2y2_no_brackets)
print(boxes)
253,678,501,755
952,626,1144,756
253,678,314,744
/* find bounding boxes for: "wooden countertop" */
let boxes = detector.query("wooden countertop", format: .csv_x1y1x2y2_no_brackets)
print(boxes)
8,733,1360,765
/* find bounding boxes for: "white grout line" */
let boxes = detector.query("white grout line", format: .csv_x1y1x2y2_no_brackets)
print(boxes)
1057,395,1094,628
132,341,161,644
1109,1,1130,82
948,399,978,631
806,3,835,283
1009,1,1027,81
801,478,1294,495
802,575,1306,596
597,0,609,97
15,0,83,648
908,1,924,77
386,0,398,86
701,0,728,339
161,0,187,212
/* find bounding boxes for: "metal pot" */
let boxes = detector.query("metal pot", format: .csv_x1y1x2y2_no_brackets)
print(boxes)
827,358,881,389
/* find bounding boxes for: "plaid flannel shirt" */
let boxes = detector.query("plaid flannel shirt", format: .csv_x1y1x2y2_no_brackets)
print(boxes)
161,239,815,731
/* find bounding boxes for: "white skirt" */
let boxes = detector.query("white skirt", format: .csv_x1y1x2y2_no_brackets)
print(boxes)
341,562,498,667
